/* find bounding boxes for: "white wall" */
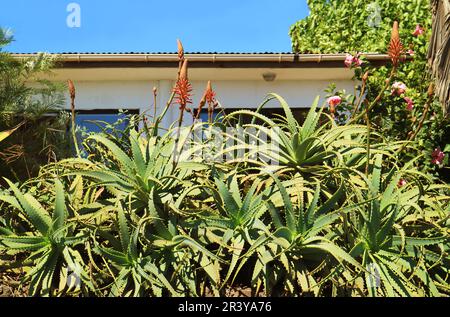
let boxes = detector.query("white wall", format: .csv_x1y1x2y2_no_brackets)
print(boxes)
65,78,356,128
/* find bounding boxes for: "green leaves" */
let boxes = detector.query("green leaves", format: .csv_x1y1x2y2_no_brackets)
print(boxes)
3,178,51,235
53,179,67,231
0,92,448,297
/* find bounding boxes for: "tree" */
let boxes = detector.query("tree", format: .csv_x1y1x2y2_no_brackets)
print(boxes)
289,0,450,179
428,0,450,114
0,28,70,181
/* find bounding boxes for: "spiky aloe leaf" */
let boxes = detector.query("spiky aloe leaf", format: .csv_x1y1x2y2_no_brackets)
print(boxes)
214,178,240,221
393,236,447,247
0,236,48,251
52,179,67,231
87,134,134,175
130,129,147,176
273,175,296,232
4,179,51,235
97,247,130,267
117,205,130,254
315,181,345,215
307,241,364,271
0,122,24,142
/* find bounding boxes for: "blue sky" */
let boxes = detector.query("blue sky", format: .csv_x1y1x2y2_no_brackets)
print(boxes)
0,0,309,53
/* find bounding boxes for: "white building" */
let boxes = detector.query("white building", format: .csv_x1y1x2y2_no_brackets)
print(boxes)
15,52,390,128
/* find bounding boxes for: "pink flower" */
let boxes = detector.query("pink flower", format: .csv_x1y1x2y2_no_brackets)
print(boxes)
407,49,415,56
344,53,363,68
413,25,425,37
327,96,342,107
397,179,407,188
391,82,407,96
404,97,414,111
431,148,445,166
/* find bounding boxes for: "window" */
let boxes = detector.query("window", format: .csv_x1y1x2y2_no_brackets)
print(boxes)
196,108,309,125
74,109,139,133
195,109,225,123
71,109,139,156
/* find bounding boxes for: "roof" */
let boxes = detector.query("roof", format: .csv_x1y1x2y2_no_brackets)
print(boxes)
11,52,393,69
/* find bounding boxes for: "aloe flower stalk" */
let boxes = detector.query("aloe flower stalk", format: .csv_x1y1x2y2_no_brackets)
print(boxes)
173,59,193,167
196,82,209,121
177,39,185,78
205,81,217,123
152,40,186,136
174,59,193,112
152,86,158,124
349,22,402,124
388,21,403,67
68,80,80,157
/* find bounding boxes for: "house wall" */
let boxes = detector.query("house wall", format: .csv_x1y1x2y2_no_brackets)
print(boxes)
61,75,356,128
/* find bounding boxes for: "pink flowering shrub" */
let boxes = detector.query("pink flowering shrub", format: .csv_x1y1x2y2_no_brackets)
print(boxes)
391,82,407,96
412,24,425,37
404,97,414,111
344,53,363,69
432,148,445,166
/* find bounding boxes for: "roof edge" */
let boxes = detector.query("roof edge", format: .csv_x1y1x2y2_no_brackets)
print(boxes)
11,52,392,63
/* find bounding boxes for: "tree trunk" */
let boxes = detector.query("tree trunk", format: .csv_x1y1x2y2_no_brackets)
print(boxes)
428,0,450,115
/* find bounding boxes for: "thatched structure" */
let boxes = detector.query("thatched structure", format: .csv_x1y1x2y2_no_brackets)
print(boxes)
428,0,450,114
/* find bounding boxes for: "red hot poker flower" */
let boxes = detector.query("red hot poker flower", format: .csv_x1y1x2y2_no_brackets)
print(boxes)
388,21,403,67
177,39,185,61
205,81,216,105
174,78,193,110
173,59,193,110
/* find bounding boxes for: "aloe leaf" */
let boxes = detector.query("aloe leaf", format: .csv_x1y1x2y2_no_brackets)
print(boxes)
87,134,134,174
130,129,147,176
117,205,130,254
4,179,51,235
0,235,48,251
53,179,67,231
316,181,345,215
0,121,24,142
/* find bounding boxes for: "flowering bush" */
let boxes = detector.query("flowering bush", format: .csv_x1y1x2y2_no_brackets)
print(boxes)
291,0,450,181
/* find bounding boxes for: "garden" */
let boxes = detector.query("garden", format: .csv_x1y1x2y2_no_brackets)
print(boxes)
0,0,449,297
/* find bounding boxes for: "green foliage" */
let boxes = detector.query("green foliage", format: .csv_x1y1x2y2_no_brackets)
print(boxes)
289,0,431,54
0,28,71,181
0,95,448,297
290,0,450,182
0,16,448,296
0,178,93,296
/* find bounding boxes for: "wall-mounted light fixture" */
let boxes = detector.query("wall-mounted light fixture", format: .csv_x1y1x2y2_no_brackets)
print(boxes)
262,72,277,82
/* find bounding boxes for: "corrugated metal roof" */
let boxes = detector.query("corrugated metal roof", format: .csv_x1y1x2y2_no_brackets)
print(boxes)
10,51,379,55
10,52,394,69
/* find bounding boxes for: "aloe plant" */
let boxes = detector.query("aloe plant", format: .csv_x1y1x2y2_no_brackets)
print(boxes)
195,171,270,291
0,178,92,296
93,204,178,297
0,91,448,297
345,154,448,297
225,94,368,174
245,175,366,296
64,128,201,214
